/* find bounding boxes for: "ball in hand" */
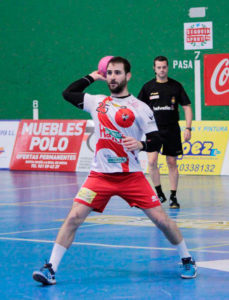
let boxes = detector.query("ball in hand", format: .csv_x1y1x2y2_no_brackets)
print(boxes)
98,56,114,77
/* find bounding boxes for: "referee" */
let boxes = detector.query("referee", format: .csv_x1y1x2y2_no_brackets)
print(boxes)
138,56,193,209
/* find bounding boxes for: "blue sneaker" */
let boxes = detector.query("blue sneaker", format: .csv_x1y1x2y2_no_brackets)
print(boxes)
181,257,197,279
33,261,56,285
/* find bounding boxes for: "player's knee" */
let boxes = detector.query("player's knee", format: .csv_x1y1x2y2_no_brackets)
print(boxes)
153,214,170,231
166,158,177,169
148,159,158,170
66,210,84,229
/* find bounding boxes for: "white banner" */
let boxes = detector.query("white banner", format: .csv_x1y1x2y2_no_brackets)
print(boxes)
0,121,19,169
184,22,213,50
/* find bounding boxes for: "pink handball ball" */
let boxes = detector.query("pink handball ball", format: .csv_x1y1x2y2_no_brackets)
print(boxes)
98,56,114,77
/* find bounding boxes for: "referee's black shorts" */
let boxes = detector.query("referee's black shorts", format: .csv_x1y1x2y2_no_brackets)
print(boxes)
157,123,183,157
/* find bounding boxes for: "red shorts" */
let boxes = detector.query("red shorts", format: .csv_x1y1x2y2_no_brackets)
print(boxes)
74,171,160,212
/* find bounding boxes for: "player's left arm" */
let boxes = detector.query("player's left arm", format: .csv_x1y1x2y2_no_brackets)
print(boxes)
122,99,161,152
182,104,193,141
123,131,161,152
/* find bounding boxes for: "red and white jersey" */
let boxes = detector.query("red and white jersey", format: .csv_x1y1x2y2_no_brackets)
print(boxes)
84,93,158,173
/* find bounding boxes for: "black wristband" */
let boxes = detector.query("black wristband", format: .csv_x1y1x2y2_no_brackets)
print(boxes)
186,127,192,131
140,141,147,151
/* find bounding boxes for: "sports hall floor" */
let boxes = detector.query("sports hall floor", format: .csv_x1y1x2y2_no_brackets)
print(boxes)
0,170,228,300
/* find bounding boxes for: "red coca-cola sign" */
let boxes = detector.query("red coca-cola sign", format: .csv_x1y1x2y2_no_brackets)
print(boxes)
204,53,229,106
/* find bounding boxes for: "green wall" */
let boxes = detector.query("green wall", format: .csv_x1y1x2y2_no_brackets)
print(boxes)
1,0,229,120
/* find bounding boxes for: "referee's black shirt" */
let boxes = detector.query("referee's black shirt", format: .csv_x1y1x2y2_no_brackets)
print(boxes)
138,78,191,127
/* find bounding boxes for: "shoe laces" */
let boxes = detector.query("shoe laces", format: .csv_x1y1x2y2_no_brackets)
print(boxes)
42,260,55,275
182,257,194,270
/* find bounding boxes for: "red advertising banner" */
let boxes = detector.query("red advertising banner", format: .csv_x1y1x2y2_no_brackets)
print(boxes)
10,120,87,172
204,53,229,106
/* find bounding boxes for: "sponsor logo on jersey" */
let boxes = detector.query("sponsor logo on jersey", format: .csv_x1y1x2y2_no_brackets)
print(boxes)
153,106,172,111
105,127,123,139
107,157,127,163
99,124,123,144
112,103,122,107
171,96,176,104
171,97,176,110
149,95,160,100
149,92,159,100
115,107,135,128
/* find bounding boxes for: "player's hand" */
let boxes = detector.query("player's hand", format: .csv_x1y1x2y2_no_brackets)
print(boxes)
89,71,106,81
122,136,143,151
184,129,191,141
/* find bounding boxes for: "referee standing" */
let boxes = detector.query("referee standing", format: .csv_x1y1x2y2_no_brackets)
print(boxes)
138,56,193,209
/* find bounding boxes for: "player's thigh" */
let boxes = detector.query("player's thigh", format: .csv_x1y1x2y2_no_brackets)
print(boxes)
74,172,115,212
119,172,160,208
143,205,169,224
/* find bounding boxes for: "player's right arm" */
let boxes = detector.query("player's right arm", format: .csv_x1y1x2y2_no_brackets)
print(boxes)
62,71,105,109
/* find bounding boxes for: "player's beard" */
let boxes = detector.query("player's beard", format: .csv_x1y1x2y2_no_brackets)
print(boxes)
108,78,127,94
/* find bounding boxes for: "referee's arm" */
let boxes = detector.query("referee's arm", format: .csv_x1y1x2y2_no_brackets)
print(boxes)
183,104,192,141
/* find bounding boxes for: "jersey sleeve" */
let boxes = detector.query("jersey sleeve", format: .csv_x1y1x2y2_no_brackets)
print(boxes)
83,93,103,113
62,75,94,109
137,102,158,134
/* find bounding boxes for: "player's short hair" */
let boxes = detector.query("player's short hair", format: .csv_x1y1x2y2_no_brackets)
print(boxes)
154,56,168,66
107,56,131,74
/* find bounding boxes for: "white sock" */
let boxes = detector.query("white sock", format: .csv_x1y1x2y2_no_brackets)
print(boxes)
49,243,67,272
176,239,191,260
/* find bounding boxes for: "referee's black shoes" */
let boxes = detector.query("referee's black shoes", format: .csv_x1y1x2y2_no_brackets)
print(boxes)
169,196,180,209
